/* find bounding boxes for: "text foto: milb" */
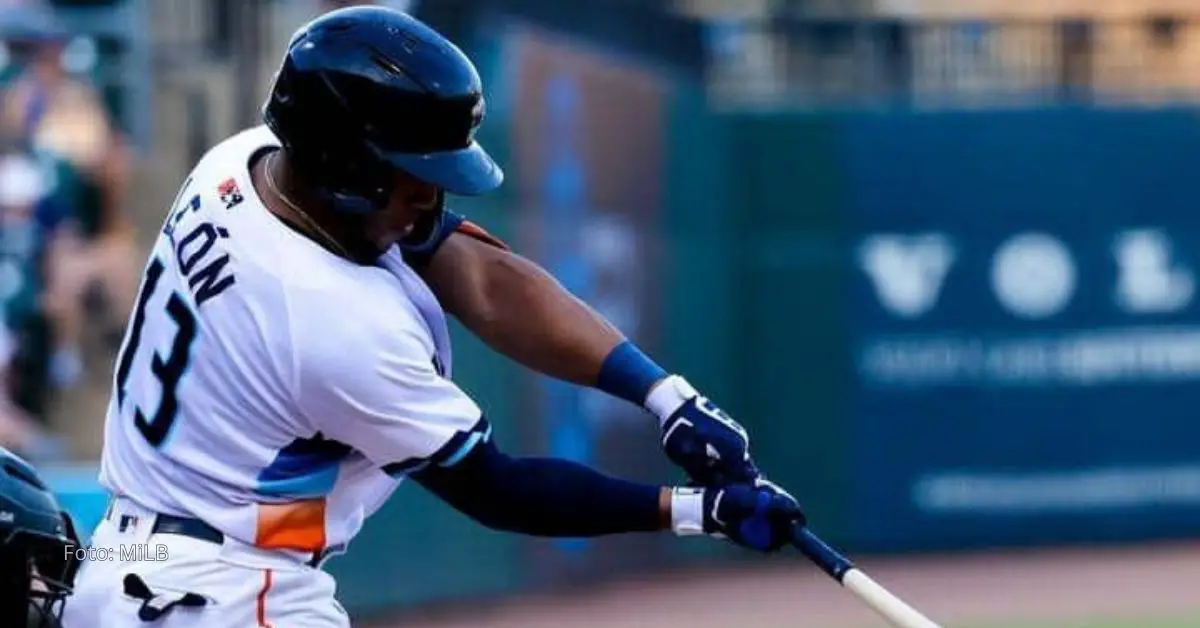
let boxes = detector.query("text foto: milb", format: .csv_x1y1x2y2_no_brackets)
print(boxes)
65,543,169,562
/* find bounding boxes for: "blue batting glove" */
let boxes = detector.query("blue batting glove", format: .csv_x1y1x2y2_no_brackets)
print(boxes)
668,479,805,553
647,376,759,485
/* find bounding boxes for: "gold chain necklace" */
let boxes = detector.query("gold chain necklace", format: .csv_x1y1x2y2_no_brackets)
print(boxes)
263,151,352,259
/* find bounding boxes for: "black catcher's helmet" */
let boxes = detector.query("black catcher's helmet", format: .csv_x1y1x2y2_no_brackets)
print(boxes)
0,448,79,627
262,6,503,214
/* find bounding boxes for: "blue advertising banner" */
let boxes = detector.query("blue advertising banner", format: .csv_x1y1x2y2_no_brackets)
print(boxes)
842,108,1200,550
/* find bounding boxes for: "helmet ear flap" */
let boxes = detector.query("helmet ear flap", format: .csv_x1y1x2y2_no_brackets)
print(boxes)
265,56,392,214
292,134,393,214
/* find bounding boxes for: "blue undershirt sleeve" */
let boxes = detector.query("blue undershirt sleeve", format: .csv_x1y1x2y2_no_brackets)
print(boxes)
412,435,663,537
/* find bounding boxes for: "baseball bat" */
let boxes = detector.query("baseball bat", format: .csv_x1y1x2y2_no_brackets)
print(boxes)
791,525,943,628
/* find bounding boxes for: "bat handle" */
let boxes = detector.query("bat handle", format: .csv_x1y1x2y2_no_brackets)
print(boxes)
791,525,944,628
791,524,856,582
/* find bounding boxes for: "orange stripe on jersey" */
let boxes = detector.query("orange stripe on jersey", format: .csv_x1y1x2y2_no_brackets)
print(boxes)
257,569,274,628
456,220,509,251
254,499,326,551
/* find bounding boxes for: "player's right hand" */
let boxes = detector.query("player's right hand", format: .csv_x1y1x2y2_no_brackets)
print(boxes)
668,480,805,553
649,375,760,486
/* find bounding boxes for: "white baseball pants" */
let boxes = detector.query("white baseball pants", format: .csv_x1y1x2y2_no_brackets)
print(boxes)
61,497,350,627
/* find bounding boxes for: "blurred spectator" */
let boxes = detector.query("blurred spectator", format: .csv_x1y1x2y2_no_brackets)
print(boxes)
0,134,67,461
1,12,138,391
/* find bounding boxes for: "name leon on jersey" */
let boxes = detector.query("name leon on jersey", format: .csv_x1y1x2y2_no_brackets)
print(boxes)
114,175,239,448
159,177,238,309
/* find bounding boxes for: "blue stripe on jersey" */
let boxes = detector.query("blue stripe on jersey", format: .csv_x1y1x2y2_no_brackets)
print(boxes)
256,433,353,499
381,417,491,478
441,422,493,467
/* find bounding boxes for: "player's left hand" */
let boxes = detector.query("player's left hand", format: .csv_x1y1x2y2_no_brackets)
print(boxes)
650,376,759,486
670,478,805,553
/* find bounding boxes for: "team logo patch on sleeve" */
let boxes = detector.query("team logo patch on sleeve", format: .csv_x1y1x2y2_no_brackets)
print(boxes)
217,178,244,209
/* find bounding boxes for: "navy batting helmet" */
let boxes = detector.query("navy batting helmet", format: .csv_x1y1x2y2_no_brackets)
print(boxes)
0,448,79,627
263,6,502,214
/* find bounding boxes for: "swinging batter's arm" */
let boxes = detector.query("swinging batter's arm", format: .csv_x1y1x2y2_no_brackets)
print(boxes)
420,227,624,387
415,218,759,487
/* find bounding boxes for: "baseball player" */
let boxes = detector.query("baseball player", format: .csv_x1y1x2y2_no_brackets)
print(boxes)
61,7,804,626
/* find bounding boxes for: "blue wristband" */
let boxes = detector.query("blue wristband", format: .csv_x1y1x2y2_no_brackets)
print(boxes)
596,341,668,405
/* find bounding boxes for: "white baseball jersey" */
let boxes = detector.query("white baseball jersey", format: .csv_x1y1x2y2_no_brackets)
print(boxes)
98,126,486,555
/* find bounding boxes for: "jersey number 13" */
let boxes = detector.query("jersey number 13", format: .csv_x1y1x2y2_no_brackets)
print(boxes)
114,257,197,447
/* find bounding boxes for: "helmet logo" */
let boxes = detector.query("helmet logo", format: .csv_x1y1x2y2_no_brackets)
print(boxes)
0,510,13,524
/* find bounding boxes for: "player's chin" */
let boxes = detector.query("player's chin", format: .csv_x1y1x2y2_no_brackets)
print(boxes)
381,225,415,248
